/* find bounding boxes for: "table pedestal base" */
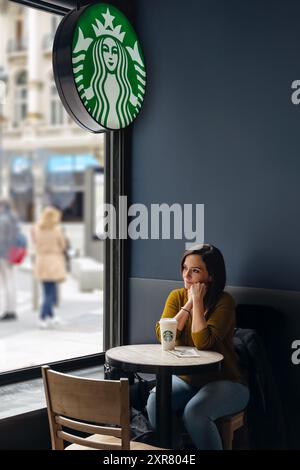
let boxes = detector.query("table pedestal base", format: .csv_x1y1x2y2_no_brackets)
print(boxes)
156,373,172,448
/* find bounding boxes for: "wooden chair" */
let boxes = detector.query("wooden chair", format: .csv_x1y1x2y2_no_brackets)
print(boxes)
42,366,164,450
216,411,246,450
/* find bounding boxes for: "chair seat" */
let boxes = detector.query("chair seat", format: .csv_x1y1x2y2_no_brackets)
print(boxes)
216,410,246,450
65,433,164,451
216,410,245,429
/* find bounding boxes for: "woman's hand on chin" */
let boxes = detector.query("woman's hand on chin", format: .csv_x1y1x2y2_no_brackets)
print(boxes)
187,286,193,307
190,282,207,301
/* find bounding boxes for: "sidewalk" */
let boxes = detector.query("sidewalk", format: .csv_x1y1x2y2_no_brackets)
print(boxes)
0,268,103,373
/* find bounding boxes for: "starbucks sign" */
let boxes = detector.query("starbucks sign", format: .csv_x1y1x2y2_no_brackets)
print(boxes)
53,3,146,132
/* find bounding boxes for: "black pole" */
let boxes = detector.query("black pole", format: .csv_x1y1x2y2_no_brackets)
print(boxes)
156,372,173,448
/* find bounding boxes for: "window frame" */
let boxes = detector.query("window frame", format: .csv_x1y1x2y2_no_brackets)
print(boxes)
10,0,70,16
104,130,129,350
0,0,130,385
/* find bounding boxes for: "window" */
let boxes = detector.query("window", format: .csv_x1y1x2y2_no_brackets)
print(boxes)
50,78,64,125
9,155,34,222
45,154,101,221
0,0,127,386
93,169,105,239
14,8,27,52
13,70,27,126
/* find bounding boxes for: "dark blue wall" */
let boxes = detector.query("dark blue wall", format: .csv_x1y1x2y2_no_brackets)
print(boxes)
130,0,300,291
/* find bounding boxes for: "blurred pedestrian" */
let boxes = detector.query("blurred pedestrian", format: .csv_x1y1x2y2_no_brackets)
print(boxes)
0,198,19,321
32,206,66,329
61,226,72,272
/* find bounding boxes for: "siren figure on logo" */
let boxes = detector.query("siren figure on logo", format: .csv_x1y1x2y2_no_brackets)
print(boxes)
72,6,146,130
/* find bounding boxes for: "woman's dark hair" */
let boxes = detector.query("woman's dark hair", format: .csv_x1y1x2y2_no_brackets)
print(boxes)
180,244,226,316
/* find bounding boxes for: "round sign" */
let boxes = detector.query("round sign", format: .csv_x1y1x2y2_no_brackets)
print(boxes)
53,3,146,132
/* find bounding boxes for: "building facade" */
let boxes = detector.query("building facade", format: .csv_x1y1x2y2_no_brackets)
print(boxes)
0,0,104,228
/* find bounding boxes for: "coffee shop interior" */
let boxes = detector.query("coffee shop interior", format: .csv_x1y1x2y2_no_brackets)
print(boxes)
0,0,300,451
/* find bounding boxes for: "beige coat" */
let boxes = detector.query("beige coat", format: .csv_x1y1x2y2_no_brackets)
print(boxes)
33,207,67,282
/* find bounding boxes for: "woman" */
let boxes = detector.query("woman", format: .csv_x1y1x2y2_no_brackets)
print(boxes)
146,244,250,450
0,198,19,321
33,206,66,328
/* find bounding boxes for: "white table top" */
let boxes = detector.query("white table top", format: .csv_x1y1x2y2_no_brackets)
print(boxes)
106,344,223,373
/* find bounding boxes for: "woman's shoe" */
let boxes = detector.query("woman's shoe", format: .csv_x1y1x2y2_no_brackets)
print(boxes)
48,316,63,327
38,319,49,329
0,312,17,321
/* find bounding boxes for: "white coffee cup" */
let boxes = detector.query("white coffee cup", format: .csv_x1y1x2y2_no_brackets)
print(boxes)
159,318,177,351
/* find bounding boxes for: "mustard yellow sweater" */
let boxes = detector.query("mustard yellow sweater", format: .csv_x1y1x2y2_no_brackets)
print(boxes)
155,289,243,387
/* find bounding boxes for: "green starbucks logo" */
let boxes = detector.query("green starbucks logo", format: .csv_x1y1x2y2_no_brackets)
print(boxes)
72,4,146,130
163,330,174,343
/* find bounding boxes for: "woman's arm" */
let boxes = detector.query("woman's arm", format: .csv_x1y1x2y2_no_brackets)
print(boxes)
174,302,193,331
174,287,193,331
190,283,207,333
155,289,192,341
192,292,235,350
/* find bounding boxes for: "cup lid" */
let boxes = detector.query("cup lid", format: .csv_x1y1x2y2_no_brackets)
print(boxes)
159,317,177,323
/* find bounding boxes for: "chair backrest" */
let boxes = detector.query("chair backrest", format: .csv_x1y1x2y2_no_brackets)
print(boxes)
233,328,287,449
42,366,130,450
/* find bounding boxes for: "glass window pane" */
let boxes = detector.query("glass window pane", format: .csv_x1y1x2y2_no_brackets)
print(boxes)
0,1,106,372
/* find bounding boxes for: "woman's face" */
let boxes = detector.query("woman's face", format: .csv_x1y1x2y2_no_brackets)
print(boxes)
102,37,119,73
182,254,211,289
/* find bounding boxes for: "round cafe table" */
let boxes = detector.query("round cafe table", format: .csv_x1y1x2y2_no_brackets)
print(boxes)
105,344,223,448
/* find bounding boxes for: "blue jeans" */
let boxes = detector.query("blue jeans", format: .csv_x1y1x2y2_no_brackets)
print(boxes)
41,282,57,319
146,375,250,450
